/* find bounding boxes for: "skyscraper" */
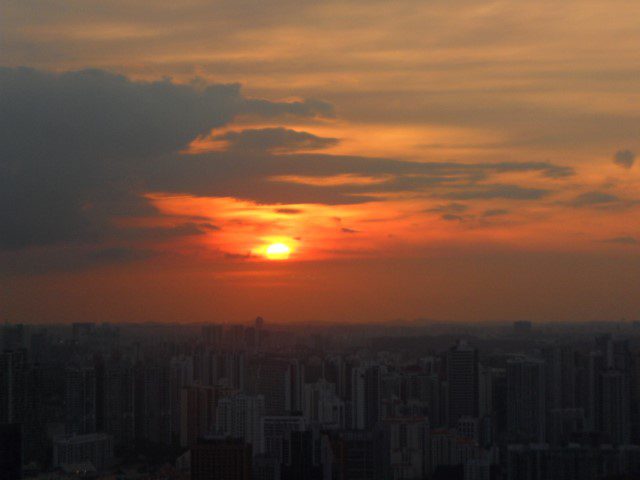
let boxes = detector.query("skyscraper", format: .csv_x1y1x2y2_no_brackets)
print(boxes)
507,357,546,443
447,341,479,426
102,357,135,447
587,336,632,444
542,345,577,411
180,384,217,448
303,378,345,429
255,357,303,415
601,370,630,444
135,361,172,445
258,415,306,464
65,367,97,435
216,394,265,446
351,364,382,430
0,349,27,425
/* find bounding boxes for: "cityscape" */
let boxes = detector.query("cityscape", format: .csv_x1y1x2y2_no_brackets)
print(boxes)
2,319,640,479
3,1,640,479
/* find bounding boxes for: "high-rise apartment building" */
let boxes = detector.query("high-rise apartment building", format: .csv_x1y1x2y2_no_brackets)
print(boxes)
65,367,97,435
447,341,479,426
507,357,546,443
0,349,27,424
216,394,265,446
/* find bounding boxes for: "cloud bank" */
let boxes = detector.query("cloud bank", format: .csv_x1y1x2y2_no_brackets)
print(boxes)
2,67,618,268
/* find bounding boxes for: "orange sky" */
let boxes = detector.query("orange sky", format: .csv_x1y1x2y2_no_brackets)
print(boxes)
1,1,639,324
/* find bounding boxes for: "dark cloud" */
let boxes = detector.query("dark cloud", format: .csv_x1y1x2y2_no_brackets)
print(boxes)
2,67,575,257
0,245,157,275
441,214,465,222
90,247,155,263
151,152,571,206
214,127,338,152
613,149,635,169
568,191,621,208
426,203,469,214
341,227,360,233
483,209,510,217
601,236,638,245
114,222,219,241
275,208,303,214
239,98,335,119
0,67,331,250
224,251,253,260
443,184,550,201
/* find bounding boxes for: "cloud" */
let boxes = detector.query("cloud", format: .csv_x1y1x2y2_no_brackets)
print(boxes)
1,68,328,160
613,149,635,169
275,208,303,215
426,203,469,214
483,209,510,217
213,127,338,152
152,152,571,206
1,66,577,260
224,251,253,260
114,222,219,241
568,191,621,208
601,236,638,245
441,214,465,222
341,227,360,233
443,184,550,201
90,247,155,263
0,67,332,250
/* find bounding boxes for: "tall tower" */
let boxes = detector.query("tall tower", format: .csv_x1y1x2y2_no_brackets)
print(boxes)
65,367,97,435
507,357,546,443
351,365,381,430
600,370,630,444
102,357,135,447
0,349,27,424
446,340,479,425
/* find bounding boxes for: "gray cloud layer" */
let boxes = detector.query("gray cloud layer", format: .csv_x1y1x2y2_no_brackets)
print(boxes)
0,68,331,249
1,67,574,254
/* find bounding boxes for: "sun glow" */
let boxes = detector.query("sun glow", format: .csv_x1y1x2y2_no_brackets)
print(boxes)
265,242,292,260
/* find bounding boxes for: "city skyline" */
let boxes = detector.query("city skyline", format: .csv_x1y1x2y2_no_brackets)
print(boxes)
2,318,640,479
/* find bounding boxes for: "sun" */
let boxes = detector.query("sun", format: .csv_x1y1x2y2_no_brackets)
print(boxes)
265,242,292,260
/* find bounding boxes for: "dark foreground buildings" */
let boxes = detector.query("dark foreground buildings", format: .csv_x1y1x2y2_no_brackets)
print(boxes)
191,437,252,480
2,320,640,479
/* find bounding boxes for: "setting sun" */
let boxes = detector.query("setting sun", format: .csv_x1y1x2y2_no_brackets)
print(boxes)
265,242,292,260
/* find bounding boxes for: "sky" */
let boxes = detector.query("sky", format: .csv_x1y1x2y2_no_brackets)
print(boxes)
1,0,639,324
